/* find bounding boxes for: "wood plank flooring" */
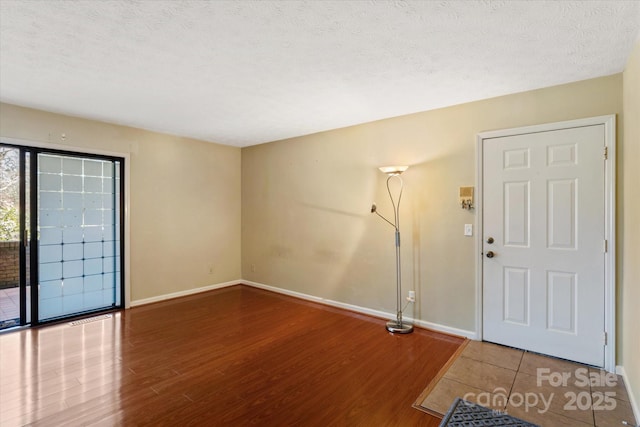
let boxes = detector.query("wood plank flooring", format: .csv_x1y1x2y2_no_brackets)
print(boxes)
0,285,464,426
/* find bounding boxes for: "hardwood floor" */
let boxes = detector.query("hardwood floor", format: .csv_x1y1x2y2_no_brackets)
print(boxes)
0,285,464,426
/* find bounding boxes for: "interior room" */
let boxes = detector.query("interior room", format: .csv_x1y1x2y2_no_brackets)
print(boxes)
0,1,639,426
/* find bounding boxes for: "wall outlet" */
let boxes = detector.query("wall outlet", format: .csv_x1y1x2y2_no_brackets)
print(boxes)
407,290,416,303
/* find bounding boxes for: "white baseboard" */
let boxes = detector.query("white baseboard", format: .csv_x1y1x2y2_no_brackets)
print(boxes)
616,365,640,426
413,319,479,340
242,280,476,339
130,279,242,307
128,278,476,340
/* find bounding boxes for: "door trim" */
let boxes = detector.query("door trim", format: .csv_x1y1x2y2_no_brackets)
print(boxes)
475,115,616,372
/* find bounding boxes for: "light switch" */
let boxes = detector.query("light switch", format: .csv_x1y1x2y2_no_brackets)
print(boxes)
464,224,473,236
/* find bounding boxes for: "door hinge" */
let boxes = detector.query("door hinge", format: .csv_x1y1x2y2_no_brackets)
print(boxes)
604,146,608,160
604,240,608,253
603,331,608,346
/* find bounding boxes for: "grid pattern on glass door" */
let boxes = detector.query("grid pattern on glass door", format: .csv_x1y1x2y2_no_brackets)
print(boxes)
37,154,121,321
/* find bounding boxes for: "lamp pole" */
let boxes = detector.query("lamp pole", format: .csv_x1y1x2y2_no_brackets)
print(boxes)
372,166,413,334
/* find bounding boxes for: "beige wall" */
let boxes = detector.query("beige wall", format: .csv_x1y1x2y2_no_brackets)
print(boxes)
622,40,640,414
242,74,622,334
0,103,242,302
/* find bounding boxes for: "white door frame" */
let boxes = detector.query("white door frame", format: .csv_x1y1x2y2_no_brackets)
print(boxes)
475,115,616,372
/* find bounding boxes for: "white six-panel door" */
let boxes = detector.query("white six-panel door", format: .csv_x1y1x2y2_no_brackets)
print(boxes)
482,124,606,367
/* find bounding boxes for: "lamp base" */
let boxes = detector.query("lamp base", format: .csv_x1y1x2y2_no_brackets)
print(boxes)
385,320,414,334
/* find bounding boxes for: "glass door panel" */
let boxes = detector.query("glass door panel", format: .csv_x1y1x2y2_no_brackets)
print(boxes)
37,153,121,321
0,146,21,328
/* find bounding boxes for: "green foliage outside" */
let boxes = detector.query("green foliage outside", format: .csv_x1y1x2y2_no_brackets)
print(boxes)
0,206,19,241
0,147,19,241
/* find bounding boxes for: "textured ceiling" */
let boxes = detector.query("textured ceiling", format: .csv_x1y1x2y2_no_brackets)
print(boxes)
1,1,639,147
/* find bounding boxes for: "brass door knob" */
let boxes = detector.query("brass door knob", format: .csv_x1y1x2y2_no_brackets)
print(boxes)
486,251,495,258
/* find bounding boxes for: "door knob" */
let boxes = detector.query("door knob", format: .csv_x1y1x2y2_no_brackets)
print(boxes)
486,237,494,244
486,251,495,258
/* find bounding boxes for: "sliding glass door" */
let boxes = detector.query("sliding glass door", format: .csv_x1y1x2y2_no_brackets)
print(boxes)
0,143,124,329
37,153,122,321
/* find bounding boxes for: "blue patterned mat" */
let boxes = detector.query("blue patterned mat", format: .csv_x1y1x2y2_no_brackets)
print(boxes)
439,398,539,427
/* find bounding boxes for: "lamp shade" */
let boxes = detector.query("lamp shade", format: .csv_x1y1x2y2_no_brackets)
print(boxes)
378,166,409,176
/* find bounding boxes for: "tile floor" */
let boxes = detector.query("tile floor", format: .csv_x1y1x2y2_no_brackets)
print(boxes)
418,340,637,427
0,287,20,326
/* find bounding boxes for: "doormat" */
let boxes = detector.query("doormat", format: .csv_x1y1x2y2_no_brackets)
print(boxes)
440,398,538,427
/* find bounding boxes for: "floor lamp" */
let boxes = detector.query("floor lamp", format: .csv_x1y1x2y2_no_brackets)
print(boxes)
371,166,414,334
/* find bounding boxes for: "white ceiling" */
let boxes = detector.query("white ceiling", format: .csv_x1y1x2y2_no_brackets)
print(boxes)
1,1,639,147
